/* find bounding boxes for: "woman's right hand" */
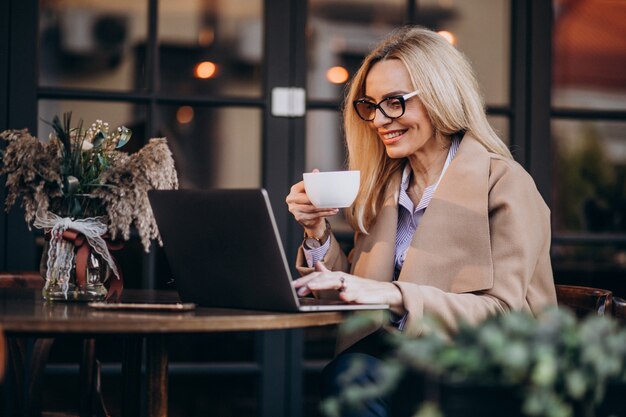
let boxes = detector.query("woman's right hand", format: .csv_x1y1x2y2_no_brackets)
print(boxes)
286,171,338,238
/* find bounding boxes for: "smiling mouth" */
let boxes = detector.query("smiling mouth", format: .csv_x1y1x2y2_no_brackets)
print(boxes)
381,130,406,145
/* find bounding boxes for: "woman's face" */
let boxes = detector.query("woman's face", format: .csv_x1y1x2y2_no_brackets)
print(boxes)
363,59,436,159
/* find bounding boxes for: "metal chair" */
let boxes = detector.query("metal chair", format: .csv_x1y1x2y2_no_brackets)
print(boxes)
0,272,108,417
555,284,613,317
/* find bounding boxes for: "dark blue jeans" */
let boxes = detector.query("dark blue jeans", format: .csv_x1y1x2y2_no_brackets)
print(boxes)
321,331,392,417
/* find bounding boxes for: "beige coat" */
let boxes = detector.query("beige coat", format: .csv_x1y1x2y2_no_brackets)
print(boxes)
296,135,557,353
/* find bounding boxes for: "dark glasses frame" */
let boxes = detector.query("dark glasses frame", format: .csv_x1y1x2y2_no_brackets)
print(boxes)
353,89,420,121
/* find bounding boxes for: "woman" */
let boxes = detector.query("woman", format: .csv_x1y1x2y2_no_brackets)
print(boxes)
286,26,556,416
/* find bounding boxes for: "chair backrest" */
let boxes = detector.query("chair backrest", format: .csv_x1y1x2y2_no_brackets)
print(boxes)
555,284,613,317
0,272,44,289
612,296,626,321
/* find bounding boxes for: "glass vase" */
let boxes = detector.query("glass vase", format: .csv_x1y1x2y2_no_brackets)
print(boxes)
40,239,109,302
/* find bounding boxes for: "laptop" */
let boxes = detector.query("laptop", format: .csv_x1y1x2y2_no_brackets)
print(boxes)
147,188,389,312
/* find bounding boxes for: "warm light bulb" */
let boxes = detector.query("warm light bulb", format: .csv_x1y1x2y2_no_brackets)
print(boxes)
194,61,217,79
176,106,194,124
437,30,456,45
326,66,349,84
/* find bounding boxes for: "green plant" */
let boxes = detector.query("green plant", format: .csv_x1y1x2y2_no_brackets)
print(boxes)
322,309,626,417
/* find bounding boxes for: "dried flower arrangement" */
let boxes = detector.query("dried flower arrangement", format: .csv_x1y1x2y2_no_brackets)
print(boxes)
0,112,178,300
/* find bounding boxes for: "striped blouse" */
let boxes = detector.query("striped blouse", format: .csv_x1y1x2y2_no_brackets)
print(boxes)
304,135,460,273
393,136,460,277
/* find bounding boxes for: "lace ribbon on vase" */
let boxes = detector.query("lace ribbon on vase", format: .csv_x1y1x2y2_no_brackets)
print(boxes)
34,210,120,296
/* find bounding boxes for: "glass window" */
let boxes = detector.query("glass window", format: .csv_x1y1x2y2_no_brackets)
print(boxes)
157,106,262,189
306,109,345,172
551,119,626,234
487,114,510,146
307,0,511,106
552,242,626,287
39,0,149,91
553,0,626,110
158,0,263,97
307,0,405,101
439,0,511,106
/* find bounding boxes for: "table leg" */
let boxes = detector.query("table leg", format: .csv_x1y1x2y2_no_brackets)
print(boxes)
146,335,168,417
122,337,142,417
78,338,96,417
257,329,304,417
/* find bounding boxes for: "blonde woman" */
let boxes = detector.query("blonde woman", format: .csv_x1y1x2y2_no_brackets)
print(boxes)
286,26,556,416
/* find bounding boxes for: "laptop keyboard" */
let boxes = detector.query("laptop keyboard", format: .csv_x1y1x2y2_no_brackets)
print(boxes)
298,297,349,306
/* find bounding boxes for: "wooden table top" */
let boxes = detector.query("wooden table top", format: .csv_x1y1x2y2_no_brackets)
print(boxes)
0,288,346,335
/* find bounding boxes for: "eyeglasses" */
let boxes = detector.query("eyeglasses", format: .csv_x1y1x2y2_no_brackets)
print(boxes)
353,90,420,121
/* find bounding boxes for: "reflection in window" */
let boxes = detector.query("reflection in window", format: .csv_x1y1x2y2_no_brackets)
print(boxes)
39,0,148,91
307,0,510,106
158,0,263,97
552,119,626,234
157,106,261,189
553,0,626,110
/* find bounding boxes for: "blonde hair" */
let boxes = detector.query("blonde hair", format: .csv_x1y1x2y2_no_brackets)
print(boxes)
344,26,512,233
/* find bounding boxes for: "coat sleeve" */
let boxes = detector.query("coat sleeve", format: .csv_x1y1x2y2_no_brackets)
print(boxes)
392,158,555,337
295,233,350,276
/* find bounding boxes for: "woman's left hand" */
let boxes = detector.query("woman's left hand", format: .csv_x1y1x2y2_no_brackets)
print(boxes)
292,262,405,314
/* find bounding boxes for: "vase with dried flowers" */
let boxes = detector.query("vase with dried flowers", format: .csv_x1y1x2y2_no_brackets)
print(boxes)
0,113,178,301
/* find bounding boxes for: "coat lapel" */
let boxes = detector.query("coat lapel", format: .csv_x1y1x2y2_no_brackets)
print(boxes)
398,135,494,293
349,136,494,293
350,172,401,282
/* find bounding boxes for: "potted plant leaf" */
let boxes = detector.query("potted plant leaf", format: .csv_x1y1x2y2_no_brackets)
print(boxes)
322,308,626,417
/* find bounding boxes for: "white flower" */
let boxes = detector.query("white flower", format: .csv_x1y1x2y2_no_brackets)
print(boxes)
82,141,94,151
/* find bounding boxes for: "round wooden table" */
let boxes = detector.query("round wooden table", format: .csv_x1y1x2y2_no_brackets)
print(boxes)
0,288,347,417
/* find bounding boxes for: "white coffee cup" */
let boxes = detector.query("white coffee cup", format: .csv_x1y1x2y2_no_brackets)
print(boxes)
303,170,360,208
